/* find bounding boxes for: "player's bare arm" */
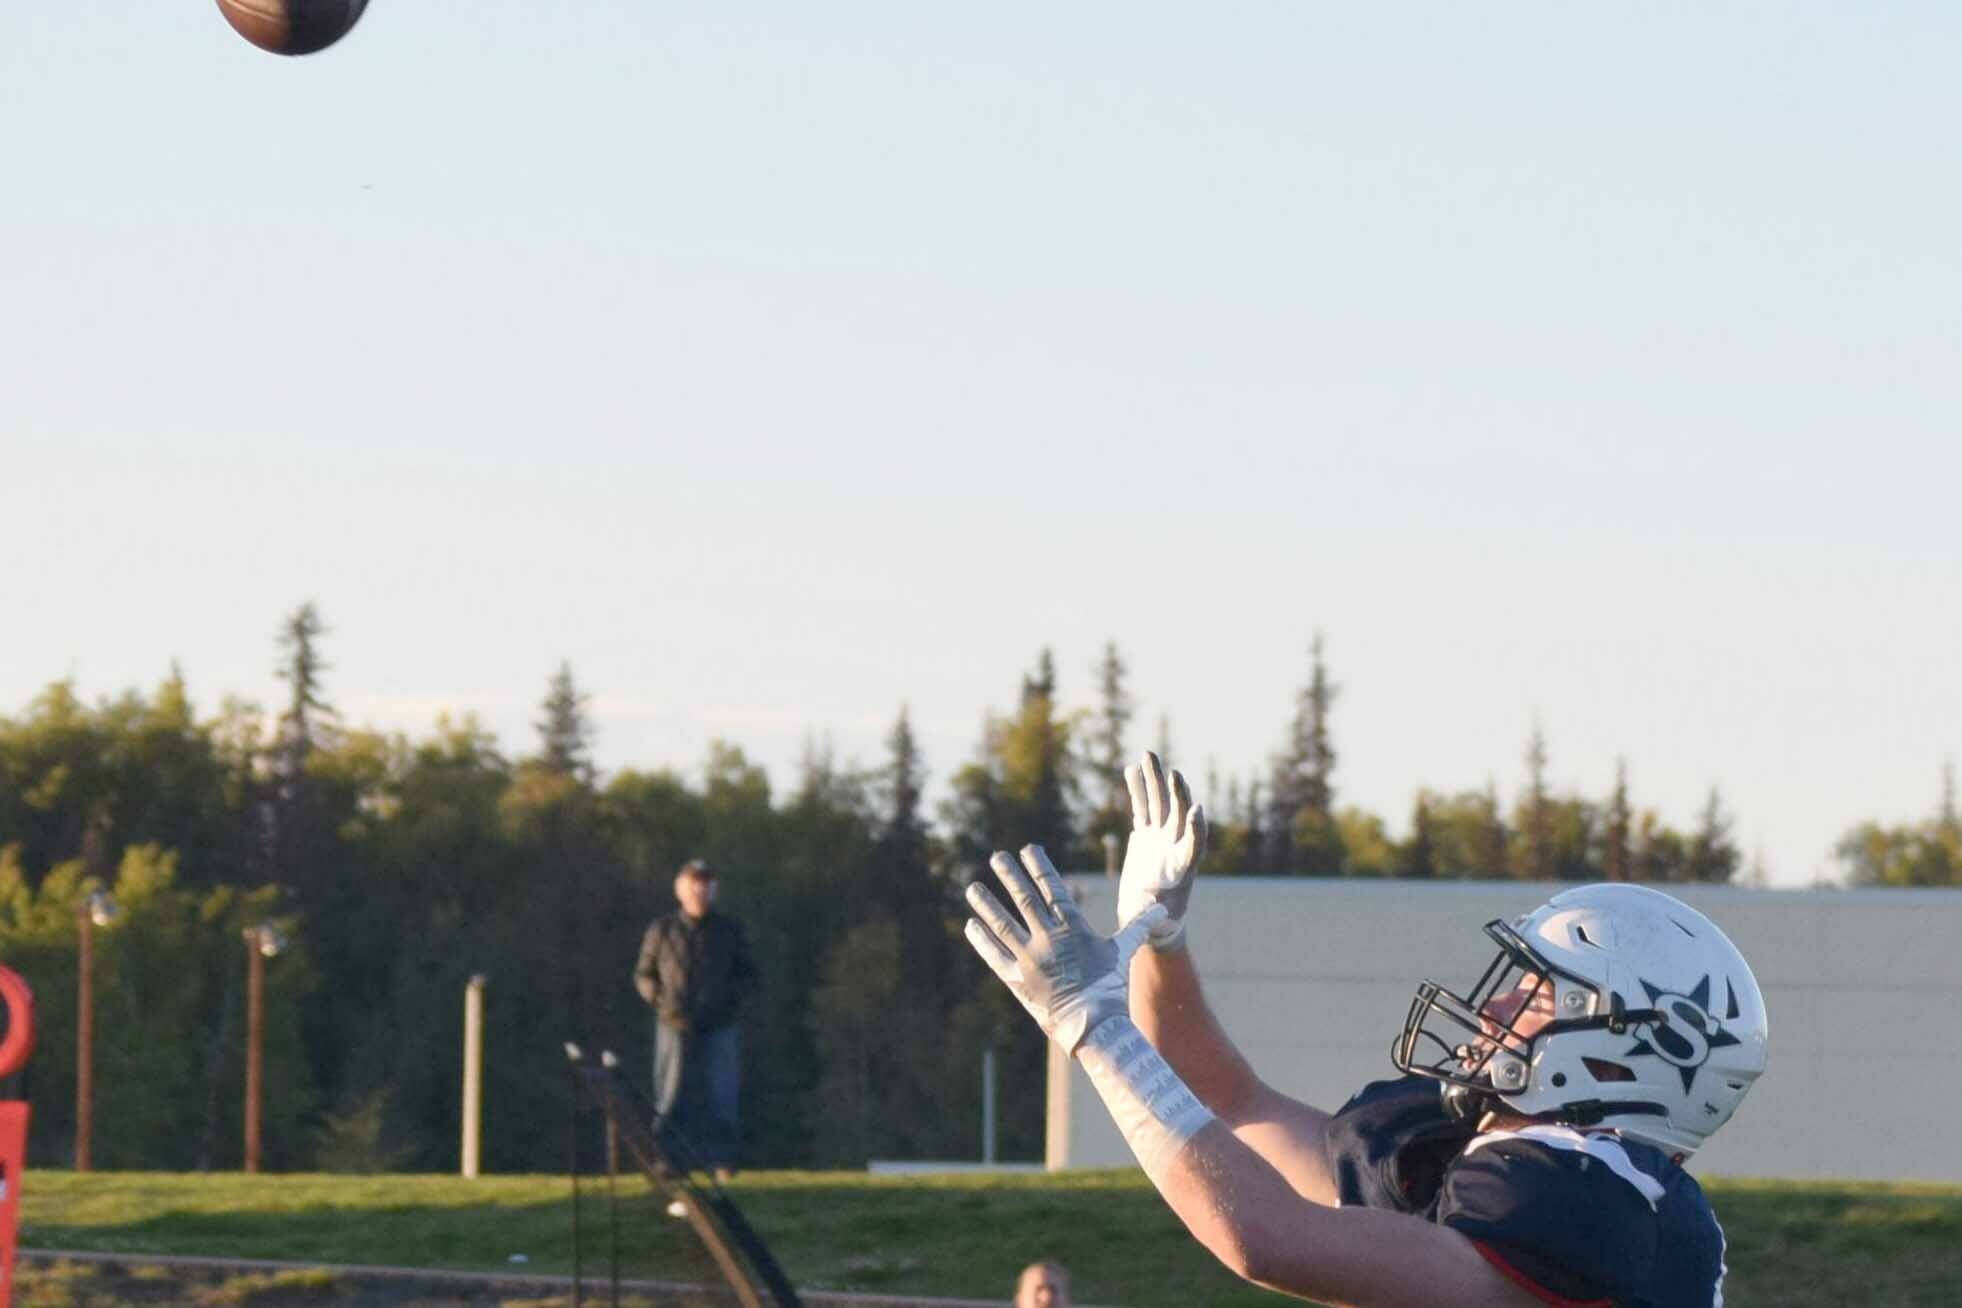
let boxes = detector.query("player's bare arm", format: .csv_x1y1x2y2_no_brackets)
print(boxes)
1154,1123,1554,1308
965,844,1545,1308
1118,752,1340,1204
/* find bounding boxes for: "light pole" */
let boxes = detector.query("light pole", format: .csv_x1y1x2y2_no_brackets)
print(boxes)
74,890,119,1171
1102,831,1121,878
241,923,285,1174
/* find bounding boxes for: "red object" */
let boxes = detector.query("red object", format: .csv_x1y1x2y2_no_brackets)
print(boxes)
0,1101,27,1308
0,963,32,1308
0,970,30,1083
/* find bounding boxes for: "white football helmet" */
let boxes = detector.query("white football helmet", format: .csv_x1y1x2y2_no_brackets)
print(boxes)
1393,883,1768,1159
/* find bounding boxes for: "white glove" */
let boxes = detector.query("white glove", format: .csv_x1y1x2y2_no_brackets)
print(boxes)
964,845,1167,1054
1116,752,1206,950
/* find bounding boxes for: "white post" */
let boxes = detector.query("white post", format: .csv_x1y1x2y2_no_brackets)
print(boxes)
1044,1040,1073,1171
981,1045,997,1164
462,974,486,1178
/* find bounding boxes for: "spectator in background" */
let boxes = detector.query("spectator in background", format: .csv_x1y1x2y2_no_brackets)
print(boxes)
1014,1260,1071,1308
634,858,759,1183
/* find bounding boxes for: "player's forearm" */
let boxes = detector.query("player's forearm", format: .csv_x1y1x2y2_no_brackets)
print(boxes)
1128,943,1263,1120
1077,1019,1341,1295
1153,1116,1524,1307
1075,1014,1217,1180
1155,1119,1331,1289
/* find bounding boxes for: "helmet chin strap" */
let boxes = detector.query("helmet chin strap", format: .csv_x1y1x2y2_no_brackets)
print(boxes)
1527,1098,1670,1128
1443,1083,1669,1131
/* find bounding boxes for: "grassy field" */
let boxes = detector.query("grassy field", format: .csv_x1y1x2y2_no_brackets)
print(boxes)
21,1170,1962,1307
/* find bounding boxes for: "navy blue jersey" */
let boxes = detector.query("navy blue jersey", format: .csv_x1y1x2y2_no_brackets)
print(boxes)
1324,1077,1728,1308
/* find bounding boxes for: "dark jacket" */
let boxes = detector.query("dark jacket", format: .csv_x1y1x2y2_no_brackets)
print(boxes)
634,909,759,1032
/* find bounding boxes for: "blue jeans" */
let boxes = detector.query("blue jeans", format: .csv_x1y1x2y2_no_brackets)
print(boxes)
652,1022,741,1171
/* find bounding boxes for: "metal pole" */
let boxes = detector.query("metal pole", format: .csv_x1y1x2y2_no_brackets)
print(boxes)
605,1109,620,1308
1102,832,1121,879
462,974,486,1178
75,904,95,1172
596,1048,621,1308
568,1050,583,1308
244,935,264,1174
981,1046,997,1165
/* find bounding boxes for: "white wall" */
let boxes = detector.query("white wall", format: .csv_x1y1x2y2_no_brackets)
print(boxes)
1046,878,1962,1183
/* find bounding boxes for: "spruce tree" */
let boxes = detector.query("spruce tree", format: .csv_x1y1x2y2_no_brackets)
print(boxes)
1022,648,1057,702
882,705,927,844
273,602,333,786
1603,758,1633,883
508,662,609,1121
1084,643,1134,863
535,661,594,782
1514,721,1553,880
1400,791,1439,879
1012,649,1075,857
878,704,944,991
1934,759,1962,885
1244,778,1266,874
939,653,1082,1166
1212,774,1244,872
1477,779,1509,878
268,605,373,1124
1633,809,1687,883
1269,633,1341,875
1686,788,1740,884
944,650,1080,869
268,602,341,895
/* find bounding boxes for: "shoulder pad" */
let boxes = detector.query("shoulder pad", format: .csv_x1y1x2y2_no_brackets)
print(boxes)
1441,1128,1672,1304
1324,1076,1476,1214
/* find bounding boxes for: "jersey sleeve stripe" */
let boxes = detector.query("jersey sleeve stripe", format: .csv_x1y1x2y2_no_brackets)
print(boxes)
1464,1125,1667,1209
1468,1239,1615,1308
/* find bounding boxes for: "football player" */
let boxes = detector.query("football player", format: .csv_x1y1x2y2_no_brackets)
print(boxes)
963,753,1766,1308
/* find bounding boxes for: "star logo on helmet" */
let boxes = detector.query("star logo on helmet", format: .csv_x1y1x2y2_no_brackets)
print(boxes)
1621,975,1743,1093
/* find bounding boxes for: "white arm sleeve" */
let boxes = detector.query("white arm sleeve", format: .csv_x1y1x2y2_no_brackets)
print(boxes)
1076,1015,1218,1183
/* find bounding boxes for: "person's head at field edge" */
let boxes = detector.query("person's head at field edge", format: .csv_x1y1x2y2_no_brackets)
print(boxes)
1014,1260,1070,1308
675,859,717,919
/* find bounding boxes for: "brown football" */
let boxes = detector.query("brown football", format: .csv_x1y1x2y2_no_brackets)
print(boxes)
214,0,370,56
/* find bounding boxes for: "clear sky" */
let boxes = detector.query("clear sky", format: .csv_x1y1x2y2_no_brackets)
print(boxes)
5,3,1958,886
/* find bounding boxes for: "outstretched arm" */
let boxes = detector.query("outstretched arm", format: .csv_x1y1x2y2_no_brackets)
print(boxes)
1131,940,1341,1206
1159,1119,1554,1308
965,846,1545,1308
1117,754,1339,1205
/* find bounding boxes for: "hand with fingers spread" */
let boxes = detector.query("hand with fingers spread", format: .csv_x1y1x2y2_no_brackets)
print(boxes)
1117,752,1207,950
965,844,1168,1054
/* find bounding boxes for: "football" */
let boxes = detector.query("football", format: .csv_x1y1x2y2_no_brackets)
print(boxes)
214,0,370,56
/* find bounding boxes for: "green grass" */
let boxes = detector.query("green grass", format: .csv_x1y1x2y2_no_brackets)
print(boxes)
21,1171,1962,1307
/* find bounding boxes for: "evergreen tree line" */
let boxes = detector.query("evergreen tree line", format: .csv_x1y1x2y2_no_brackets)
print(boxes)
1,612,1952,1174
1075,636,1759,884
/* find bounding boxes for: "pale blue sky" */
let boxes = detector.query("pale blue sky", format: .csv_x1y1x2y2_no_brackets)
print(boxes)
5,4,1958,885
